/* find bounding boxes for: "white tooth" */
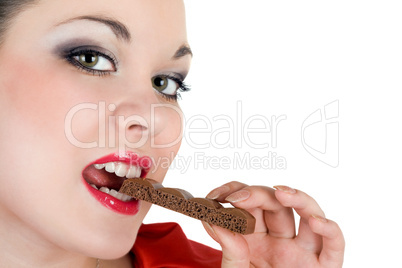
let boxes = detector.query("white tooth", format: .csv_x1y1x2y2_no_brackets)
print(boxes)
101,188,133,202
126,166,139,179
115,163,129,177
105,162,116,173
115,192,124,200
90,184,98,190
94,164,105,170
109,189,118,198
122,194,133,202
135,167,142,178
109,189,125,201
99,187,110,193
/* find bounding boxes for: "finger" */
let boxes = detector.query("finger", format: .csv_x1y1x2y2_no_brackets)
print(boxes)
206,223,251,268
309,215,345,268
207,182,274,233
206,181,248,202
202,221,220,244
274,186,325,251
225,185,295,238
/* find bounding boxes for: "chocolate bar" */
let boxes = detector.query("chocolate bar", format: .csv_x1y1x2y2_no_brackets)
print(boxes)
119,178,255,235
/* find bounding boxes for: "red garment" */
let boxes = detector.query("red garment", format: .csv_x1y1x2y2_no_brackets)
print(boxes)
131,222,222,268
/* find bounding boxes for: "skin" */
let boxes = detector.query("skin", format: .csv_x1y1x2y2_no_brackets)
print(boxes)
0,0,345,267
0,0,189,267
204,183,345,267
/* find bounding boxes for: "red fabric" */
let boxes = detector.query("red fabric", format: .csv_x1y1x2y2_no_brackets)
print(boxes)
131,222,222,268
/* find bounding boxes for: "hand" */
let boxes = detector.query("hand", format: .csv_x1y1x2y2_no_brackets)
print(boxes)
203,182,345,268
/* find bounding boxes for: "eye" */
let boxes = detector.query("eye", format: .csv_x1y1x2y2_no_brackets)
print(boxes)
77,53,98,68
73,52,114,71
64,46,117,76
152,75,179,96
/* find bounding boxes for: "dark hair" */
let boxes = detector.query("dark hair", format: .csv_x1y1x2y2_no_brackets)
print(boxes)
0,0,37,45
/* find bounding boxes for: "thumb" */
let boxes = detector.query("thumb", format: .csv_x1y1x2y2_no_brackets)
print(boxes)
202,222,250,268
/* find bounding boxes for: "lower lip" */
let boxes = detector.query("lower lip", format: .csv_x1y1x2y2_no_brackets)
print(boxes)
83,179,140,215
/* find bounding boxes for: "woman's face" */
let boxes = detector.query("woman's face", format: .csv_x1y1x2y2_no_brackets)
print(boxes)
0,0,190,259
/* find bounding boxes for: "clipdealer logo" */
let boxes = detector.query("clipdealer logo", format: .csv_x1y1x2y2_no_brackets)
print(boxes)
64,101,288,171
301,100,339,168
63,99,340,170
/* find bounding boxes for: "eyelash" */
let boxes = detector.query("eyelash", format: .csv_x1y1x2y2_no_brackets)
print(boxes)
65,47,117,77
159,75,191,101
64,47,190,101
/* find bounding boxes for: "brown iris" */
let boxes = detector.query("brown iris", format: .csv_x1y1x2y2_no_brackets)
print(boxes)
78,53,99,68
152,76,169,92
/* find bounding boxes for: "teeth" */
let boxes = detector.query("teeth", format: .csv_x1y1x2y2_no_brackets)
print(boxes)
109,189,123,200
121,194,132,202
94,164,105,169
93,186,133,202
93,161,143,179
126,166,140,179
105,162,116,173
90,161,143,201
99,187,110,194
115,163,129,177
136,167,141,178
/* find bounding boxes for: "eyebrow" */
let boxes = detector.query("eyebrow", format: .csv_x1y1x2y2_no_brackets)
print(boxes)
56,15,131,42
173,44,193,59
57,15,192,59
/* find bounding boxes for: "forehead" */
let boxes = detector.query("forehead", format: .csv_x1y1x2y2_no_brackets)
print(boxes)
3,0,187,50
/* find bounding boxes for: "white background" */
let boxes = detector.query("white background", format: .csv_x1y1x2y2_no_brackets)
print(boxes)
144,1,402,267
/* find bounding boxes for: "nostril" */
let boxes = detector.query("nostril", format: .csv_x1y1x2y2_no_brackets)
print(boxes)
118,112,148,133
127,124,148,131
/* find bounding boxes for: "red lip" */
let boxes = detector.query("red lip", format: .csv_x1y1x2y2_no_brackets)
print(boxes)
84,180,140,215
91,151,152,173
82,151,152,215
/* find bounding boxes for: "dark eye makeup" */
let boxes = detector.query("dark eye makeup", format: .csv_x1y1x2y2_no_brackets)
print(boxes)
58,42,190,100
151,74,190,101
63,45,118,76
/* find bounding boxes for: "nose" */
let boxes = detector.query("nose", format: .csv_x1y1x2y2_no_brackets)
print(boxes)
109,83,183,150
112,101,150,149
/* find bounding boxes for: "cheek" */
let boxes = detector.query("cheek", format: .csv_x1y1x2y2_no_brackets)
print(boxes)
0,53,99,205
0,54,99,149
0,57,73,237
1,55,60,123
153,104,184,145
149,105,183,179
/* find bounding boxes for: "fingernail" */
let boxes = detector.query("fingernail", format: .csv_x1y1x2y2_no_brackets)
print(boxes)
203,222,215,235
311,214,328,223
274,185,296,194
206,185,230,199
225,190,250,203
203,222,220,243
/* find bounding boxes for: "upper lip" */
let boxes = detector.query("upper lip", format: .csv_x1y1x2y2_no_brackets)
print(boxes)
89,151,152,170
82,151,152,190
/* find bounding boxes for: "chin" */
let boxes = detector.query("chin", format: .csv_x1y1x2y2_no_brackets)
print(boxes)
95,235,137,259
64,223,141,259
